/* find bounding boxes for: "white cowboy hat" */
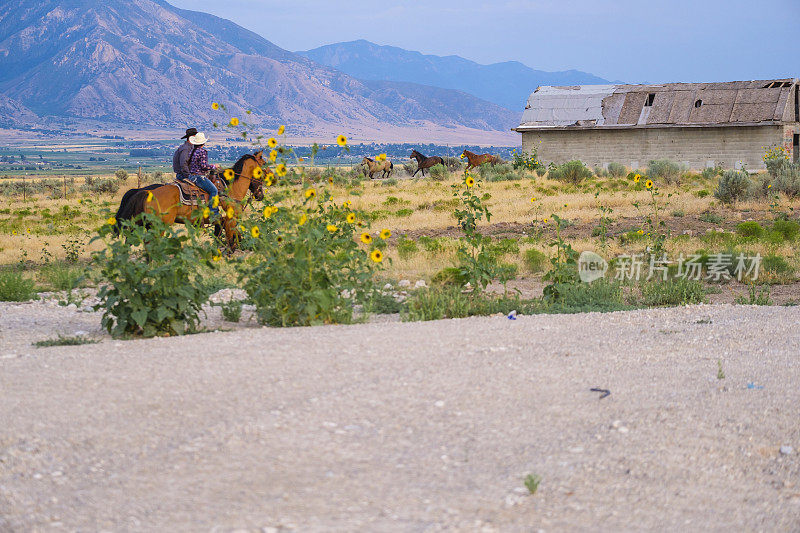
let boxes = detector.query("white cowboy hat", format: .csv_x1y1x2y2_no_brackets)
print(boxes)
188,132,208,145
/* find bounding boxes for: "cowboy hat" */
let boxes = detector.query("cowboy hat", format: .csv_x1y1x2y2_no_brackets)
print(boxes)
181,127,198,140
188,132,208,145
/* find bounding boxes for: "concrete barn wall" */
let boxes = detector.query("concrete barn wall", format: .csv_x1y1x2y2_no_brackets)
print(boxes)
521,125,789,170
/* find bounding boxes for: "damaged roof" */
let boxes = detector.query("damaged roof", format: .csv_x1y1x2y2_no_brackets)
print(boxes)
516,79,799,130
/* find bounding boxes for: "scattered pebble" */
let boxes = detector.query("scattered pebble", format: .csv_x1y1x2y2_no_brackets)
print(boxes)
780,445,793,455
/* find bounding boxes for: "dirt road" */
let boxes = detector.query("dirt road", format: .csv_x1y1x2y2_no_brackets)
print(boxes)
1,303,799,531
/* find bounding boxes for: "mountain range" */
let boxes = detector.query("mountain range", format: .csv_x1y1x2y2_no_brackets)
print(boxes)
299,40,611,111
0,0,608,143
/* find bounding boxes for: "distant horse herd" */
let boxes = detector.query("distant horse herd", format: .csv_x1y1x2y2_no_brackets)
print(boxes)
361,149,501,179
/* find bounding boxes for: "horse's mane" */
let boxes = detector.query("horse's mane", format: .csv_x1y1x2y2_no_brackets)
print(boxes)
364,157,374,163
232,153,256,176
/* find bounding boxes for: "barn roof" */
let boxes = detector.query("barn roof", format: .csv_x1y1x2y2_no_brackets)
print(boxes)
515,79,799,131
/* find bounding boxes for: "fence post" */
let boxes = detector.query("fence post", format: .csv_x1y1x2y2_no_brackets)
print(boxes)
63,175,67,200
137,166,141,188
22,175,26,201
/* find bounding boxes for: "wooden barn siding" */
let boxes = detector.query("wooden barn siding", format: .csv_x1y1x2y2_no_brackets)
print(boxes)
521,125,787,170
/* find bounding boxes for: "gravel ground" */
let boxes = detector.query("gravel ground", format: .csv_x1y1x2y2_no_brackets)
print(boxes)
1,302,799,531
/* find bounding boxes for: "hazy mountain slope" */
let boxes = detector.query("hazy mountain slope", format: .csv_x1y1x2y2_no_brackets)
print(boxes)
300,40,612,110
0,0,519,137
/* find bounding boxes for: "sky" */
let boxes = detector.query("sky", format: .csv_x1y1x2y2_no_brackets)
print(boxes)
168,0,800,84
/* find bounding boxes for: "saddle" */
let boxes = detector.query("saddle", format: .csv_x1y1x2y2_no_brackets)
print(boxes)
171,171,226,206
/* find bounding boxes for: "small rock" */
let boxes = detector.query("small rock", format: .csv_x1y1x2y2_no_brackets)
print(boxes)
618,426,629,434
73,330,88,337
611,420,622,429
780,445,793,455
383,283,393,290
414,280,427,288
398,279,411,288
434,400,445,408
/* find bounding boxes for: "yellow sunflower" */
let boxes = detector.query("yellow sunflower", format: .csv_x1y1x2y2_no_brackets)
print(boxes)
226,206,235,219
250,226,260,238
230,117,240,127
343,200,352,209
380,229,391,240
360,232,372,244
146,191,154,202
276,163,287,177
269,150,277,162
263,206,276,218
224,168,235,181
212,196,220,208
298,214,308,226
106,216,116,226
326,224,338,233
336,134,347,147
376,153,387,162
267,137,278,148
530,197,536,203
346,212,356,223
212,249,222,262
328,176,334,184
633,174,641,183
211,102,219,110
637,229,644,235
370,249,383,263
304,187,316,199
465,176,475,188
277,125,285,135
252,167,264,180
202,207,210,219
645,179,654,189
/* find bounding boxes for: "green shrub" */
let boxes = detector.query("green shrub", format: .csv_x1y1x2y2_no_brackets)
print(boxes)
40,264,84,291
114,169,128,182
714,169,751,204
523,249,547,272
395,208,414,217
403,286,471,321
607,162,627,178
699,212,724,224
397,238,419,259
762,254,794,277
82,177,120,195
546,279,626,311
735,285,772,305
478,163,519,182
93,213,216,337
774,162,800,197
0,270,37,301
639,278,706,306
701,165,723,179
735,221,764,239
442,156,464,171
220,300,243,322
772,219,800,241
419,235,446,252
431,266,468,286
486,238,520,259
429,163,449,181
548,160,593,184
647,159,683,184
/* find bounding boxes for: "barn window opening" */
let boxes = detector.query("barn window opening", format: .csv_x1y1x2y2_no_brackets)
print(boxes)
694,99,703,108
644,93,655,107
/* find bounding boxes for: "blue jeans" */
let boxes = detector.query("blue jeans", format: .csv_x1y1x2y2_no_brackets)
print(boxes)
181,173,219,214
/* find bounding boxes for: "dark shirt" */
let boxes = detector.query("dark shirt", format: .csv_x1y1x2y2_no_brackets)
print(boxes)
172,142,192,176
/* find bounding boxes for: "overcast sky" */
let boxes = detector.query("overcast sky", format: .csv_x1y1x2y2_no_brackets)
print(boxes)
169,0,799,83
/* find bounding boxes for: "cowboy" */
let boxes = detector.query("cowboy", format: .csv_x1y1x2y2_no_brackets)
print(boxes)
172,127,196,179
184,132,221,217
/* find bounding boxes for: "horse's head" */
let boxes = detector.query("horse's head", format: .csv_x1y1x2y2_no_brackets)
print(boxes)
362,156,370,165
249,176,264,201
410,150,420,160
461,149,469,158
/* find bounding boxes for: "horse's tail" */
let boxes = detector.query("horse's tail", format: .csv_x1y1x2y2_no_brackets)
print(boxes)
115,189,148,234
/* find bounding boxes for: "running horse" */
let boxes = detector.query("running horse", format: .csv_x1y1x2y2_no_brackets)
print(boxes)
461,149,501,170
362,156,394,179
409,150,445,177
116,151,266,250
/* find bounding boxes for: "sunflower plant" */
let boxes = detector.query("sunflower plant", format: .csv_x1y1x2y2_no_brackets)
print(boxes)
236,186,383,327
92,212,217,338
450,172,497,290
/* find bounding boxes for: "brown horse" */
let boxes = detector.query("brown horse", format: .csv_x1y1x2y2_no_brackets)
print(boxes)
119,151,266,250
362,156,393,179
410,150,445,177
462,149,501,170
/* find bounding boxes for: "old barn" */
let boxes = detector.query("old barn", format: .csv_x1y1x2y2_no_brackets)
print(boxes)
515,79,800,170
